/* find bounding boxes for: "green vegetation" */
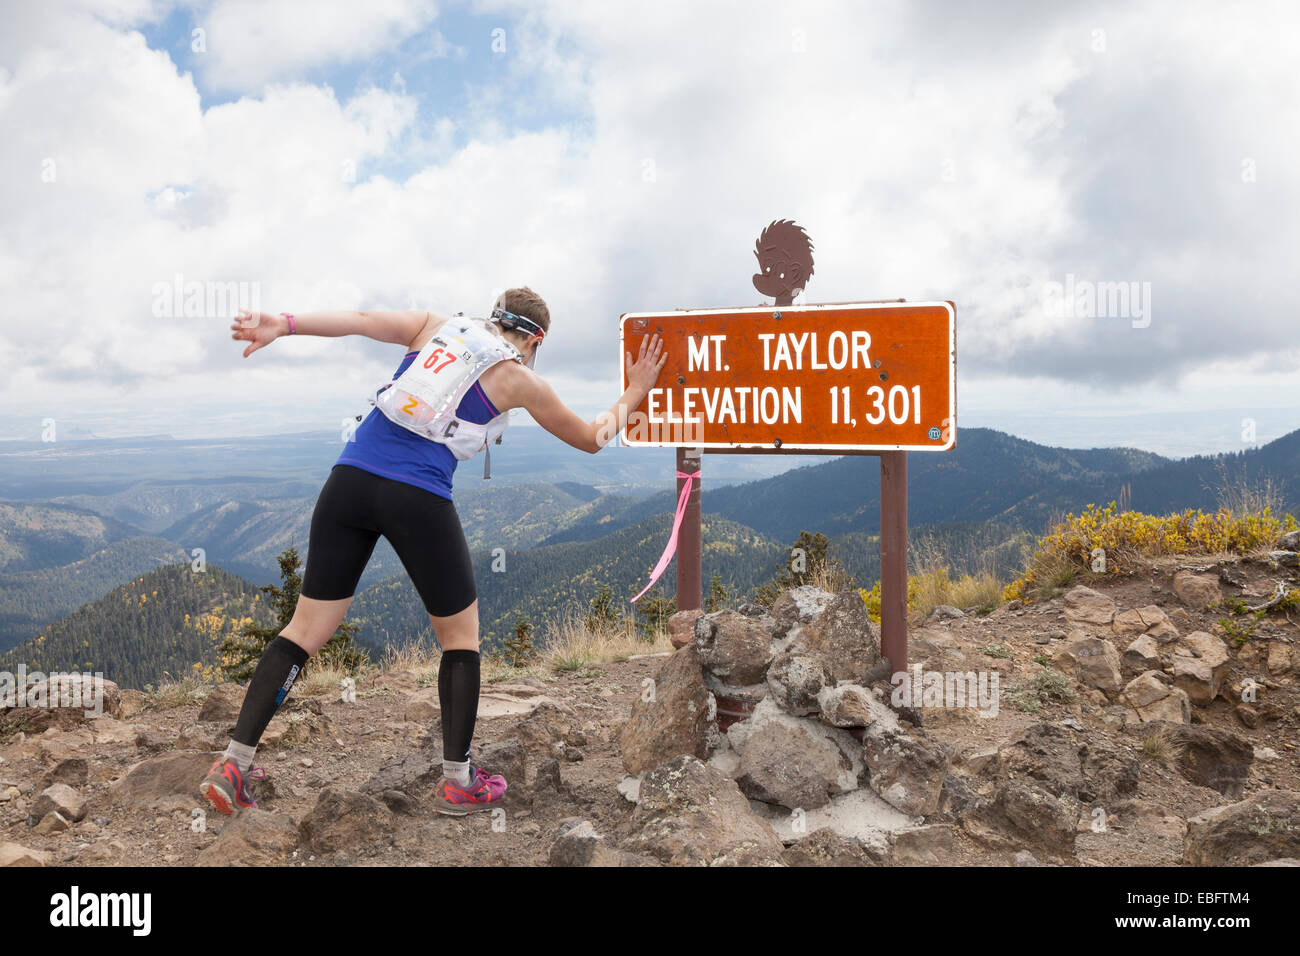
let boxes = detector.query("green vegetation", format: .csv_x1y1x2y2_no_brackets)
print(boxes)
498,616,538,668
1007,665,1077,713
753,531,852,606
0,563,273,689
219,546,369,681
1005,501,1297,602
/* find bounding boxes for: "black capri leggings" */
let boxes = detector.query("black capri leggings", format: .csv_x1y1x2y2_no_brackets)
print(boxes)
300,464,476,617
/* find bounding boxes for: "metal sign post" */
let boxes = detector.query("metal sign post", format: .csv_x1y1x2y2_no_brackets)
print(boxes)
622,221,956,677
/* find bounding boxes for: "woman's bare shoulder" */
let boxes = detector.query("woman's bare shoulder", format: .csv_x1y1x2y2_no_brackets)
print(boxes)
479,359,539,412
407,312,450,351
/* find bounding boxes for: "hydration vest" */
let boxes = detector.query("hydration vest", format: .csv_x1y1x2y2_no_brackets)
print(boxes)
371,317,522,465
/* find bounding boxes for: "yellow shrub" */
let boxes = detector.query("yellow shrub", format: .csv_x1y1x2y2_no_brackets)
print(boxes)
1005,502,1297,602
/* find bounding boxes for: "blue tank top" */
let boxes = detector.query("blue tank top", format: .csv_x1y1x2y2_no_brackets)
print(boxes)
336,350,501,500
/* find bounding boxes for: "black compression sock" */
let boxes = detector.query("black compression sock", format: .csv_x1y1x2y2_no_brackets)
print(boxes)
438,649,481,763
231,635,310,747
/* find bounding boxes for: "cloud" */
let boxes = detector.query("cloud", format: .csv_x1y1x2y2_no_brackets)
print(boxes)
0,0,1297,449
195,0,444,91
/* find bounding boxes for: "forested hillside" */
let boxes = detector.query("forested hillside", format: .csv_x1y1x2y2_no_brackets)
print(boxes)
0,501,143,571
0,564,273,688
345,513,787,652
0,501,190,654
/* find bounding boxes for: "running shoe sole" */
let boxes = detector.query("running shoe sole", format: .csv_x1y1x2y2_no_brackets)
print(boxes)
199,779,236,815
432,797,501,816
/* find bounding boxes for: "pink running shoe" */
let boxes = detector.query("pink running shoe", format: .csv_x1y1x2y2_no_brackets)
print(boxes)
432,766,507,816
199,759,266,815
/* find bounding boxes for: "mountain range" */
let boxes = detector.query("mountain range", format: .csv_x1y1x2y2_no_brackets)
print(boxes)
0,425,1295,685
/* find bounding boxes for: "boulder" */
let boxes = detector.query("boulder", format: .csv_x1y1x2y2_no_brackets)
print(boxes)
1143,722,1253,798
1062,586,1116,627
516,699,584,762
1169,631,1230,705
30,783,87,825
1123,634,1162,671
693,609,773,686
817,682,889,729
1121,672,1190,724
769,586,835,640
478,738,527,790
1052,636,1123,695
361,746,441,797
196,683,244,723
965,781,1082,857
927,605,965,621
548,821,657,867
1172,571,1222,610
91,717,138,746
1278,529,1300,551
735,720,854,810
34,811,71,834
797,590,881,684
1267,642,1294,676
862,723,952,816
2,675,121,729
299,789,395,855
782,828,880,867
995,723,1139,804
198,808,299,866
667,609,704,650
618,645,711,775
0,842,49,867
1113,605,1171,637
118,689,145,720
41,757,88,789
623,755,785,866
891,824,957,865
765,653,829,716
1184,790,1300,865
110,751,222,810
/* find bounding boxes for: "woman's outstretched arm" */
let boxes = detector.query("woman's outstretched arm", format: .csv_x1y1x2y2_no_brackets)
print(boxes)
506,332,665,454
230,309,441,357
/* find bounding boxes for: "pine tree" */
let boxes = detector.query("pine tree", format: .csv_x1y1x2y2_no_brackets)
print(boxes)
501,616,538,667
753,530,852,606
218,546,368,681
705,573,729,612
634,587,676,640
584,584,621,634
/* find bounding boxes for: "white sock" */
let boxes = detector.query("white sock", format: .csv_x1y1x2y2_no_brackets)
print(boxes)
223,740,258,773
443,759,472,786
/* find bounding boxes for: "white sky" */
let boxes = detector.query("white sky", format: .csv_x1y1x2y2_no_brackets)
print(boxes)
1,0,1297,458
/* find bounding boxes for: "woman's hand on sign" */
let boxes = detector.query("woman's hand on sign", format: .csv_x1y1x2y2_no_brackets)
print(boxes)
231,310,285,358
626,332,666,392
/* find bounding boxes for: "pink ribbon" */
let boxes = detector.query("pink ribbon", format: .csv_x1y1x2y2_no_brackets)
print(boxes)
630,470,697,603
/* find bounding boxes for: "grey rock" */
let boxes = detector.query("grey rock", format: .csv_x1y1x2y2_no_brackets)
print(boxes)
862,724,952,816
693,608,774,685
735,720,853,810
618,644,712,775
623,755,785,866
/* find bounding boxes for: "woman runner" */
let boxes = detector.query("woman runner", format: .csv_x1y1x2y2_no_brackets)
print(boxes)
200,287,665,816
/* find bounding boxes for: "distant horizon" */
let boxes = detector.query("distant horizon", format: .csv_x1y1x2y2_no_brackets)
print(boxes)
2,414,1297,463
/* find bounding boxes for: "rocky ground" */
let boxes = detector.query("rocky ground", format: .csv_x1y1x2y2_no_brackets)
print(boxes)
2,544,1299,867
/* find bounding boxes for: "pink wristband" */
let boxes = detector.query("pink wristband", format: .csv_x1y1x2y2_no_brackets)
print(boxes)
280,312,296,335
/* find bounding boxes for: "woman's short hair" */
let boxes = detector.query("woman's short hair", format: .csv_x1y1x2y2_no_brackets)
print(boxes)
494,287,550,334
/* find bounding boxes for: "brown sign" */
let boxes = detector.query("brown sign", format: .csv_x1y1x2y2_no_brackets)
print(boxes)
619,301,955,452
